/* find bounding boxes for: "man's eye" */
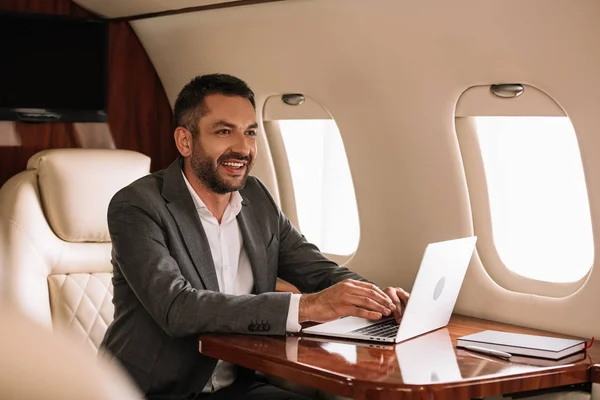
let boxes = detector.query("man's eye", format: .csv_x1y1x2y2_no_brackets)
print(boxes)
247,130,257,136
217,129,230,134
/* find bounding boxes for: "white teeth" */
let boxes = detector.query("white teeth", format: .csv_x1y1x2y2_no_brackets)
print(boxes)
222,162,245,168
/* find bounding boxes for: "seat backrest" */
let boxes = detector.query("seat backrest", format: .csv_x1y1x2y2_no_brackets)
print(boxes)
0,305,143,399
0,149,151,353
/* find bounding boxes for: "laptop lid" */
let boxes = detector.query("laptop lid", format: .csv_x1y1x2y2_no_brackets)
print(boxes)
394,236,477,342
302,236,477,343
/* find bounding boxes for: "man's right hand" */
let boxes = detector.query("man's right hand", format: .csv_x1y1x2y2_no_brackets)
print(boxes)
298,279,396,323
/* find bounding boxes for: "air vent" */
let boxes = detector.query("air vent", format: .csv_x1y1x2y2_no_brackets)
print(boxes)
16,109,61,122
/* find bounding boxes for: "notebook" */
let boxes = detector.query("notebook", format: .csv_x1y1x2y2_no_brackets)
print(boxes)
457,347,587,366
457,330,587,360
508,352,587,367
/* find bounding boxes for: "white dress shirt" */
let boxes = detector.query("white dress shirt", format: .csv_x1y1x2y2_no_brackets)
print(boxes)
181,173,301,393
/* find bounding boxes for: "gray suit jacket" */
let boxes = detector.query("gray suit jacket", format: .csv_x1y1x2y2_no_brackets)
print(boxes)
100,158,366,399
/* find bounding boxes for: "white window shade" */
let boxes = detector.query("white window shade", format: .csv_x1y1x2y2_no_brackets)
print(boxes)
475,116,593,283
277,119,360,256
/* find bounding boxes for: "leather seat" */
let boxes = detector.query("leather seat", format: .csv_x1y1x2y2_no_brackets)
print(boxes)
0,305,143,399
0,148,151,353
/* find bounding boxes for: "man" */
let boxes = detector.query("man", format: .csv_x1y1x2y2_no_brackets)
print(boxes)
100,73,409,400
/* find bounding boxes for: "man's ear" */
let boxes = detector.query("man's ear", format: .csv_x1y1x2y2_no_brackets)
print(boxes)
174,127,193,157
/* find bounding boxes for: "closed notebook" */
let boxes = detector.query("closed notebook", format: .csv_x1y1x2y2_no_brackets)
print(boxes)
457,348,587,367
457,330,586,360
509,351,587,367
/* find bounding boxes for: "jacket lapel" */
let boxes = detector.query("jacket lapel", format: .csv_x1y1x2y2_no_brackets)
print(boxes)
162,158,220,292
237,197,273,294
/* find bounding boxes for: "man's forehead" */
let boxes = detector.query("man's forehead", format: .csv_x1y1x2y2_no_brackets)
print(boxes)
201,95,256,126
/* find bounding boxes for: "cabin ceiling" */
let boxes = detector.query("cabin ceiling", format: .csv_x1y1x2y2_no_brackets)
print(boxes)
72,0,243,18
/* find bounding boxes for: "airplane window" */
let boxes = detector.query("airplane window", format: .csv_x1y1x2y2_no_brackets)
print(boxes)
474,116,593,283
276,119,360,256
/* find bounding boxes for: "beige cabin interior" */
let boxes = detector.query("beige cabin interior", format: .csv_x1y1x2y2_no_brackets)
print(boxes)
116,0,600,338
1,0,600,399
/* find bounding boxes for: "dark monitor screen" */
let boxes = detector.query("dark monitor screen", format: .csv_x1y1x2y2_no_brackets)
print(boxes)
0,12,109,122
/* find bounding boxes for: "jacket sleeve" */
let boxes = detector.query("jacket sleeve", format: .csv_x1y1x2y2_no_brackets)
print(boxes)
252,179,373,293
108,187,291,338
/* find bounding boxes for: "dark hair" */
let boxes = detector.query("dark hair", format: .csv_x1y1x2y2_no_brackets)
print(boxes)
173,73,256,136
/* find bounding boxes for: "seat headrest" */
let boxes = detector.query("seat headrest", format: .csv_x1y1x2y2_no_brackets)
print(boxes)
27,149,151,243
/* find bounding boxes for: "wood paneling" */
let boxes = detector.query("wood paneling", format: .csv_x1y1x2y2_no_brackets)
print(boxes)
198,314,598,400
0,0,176,186
107,21,176,171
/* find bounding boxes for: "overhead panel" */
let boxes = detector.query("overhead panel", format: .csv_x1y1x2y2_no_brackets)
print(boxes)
72,0,241,18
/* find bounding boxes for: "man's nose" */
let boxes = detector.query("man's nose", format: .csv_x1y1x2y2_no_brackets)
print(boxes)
231,132,252,155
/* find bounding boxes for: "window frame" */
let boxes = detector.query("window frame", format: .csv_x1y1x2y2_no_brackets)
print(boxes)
261,94,361,265
455,85,593,297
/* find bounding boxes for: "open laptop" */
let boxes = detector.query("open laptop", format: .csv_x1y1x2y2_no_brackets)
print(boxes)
302,236,477,343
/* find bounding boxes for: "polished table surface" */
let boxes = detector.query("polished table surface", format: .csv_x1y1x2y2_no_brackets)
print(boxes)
198,314,599,399
591,365,600,384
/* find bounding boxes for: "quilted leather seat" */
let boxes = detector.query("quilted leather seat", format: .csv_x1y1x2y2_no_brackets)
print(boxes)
0,148,151,353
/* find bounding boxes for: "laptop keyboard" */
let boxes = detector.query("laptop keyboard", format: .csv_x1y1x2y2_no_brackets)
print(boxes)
350,319,399,338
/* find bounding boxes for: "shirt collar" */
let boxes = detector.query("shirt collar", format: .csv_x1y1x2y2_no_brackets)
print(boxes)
181,170,243,216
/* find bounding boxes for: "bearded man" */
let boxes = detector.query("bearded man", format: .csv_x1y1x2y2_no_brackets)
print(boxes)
100,74,409,400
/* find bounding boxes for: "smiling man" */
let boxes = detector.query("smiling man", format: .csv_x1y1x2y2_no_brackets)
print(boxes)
100,74,409,400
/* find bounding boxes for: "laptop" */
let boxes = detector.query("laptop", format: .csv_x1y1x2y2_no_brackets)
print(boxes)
302,236,477,343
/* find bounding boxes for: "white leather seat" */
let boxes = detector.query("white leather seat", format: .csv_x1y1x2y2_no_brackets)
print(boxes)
0,305,143,399
0,148,151,353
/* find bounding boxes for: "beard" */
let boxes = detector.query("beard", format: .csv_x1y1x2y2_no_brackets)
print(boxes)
190,148,252,194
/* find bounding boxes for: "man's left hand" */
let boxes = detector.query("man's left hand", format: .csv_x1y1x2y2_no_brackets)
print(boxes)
383,287,410,324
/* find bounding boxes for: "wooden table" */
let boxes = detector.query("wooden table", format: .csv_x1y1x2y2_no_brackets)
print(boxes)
590,365,600,385
198,314,599,399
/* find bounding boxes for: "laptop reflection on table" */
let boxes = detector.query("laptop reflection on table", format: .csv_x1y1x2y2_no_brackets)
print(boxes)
395,328,462,384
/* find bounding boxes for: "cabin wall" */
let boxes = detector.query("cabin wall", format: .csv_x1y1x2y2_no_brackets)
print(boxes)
131,0,600,338
0,0,177,187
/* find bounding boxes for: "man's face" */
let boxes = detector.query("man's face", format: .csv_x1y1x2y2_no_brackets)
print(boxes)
189,94,258,194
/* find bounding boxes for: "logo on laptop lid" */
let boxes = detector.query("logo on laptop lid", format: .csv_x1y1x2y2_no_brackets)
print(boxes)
433,276,445,300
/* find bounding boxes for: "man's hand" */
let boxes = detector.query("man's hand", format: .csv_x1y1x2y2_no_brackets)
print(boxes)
299,279,397,323
383,287,410,324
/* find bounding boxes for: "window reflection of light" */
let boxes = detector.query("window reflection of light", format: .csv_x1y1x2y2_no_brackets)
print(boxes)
320,342,357,364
